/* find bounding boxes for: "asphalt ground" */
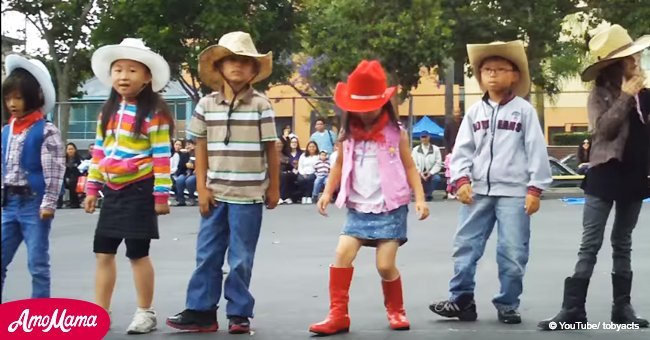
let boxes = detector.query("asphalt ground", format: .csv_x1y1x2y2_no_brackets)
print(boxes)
2,197,649,340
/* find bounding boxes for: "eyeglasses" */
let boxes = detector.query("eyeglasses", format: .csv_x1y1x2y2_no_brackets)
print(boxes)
481,67,515,75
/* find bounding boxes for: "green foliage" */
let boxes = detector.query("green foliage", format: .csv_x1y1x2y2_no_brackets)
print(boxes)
300,0,451,99
552,132,591,145
92,0,304,101
585,0,650,38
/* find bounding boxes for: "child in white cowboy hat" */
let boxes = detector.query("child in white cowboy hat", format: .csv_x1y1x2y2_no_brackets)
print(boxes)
429,40,552,325
166,31,280,334
1,55,65,301
539,24,649,331
309,60,430,336
84,38,175,334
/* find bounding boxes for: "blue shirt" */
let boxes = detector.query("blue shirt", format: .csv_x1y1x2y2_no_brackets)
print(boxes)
310,130,337,154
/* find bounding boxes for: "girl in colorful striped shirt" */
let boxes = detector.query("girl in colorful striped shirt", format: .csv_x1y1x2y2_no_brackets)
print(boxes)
83,38,174,335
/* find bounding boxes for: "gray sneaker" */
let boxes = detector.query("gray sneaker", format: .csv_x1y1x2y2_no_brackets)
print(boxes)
126,309,157,334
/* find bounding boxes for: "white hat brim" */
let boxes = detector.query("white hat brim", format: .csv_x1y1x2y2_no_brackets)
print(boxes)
581,35,650,81
91,45,171,92
4,54,56,114
198,45,273,90
467,41,531,98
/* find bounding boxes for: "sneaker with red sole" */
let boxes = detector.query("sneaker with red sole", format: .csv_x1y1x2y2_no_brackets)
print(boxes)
166,309,218,332
228,316,250,334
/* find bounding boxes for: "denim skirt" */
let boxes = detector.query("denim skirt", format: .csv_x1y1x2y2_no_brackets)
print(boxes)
341,205,408,247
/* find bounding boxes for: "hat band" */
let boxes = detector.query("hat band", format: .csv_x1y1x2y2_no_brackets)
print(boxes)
350,93,385,100
597,41,634,60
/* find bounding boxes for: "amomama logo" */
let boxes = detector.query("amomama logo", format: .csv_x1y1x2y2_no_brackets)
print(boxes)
0,298,110,339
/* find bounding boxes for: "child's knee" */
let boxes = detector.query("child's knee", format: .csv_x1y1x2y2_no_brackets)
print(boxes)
334,246,356,266
376,263,398,280
95,253,116,265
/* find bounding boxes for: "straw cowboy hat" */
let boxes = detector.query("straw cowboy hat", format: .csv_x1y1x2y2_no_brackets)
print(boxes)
198,31,273,90
91,38,170,92
4,54,56,114
467,40,531,97
334,60,397,112
581,24,650,81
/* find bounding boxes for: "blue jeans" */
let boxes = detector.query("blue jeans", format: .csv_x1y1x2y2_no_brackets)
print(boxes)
1,194,52,300
449,194,530,311
422,174,442,198
185,202,263,318
312,175,328,199
175,174,196,204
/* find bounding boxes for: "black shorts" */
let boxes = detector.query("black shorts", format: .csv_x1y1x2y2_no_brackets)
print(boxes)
93,235,151,260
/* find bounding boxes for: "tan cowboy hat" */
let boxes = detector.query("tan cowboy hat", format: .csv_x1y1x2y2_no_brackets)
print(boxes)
92,38,170,92
581,24,650,81
467,40,531,97
4,54,56,114
198,31,273,90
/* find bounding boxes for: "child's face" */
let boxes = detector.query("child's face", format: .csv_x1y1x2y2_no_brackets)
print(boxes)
351,108,382,126
111,59,152,99
219,55,258,87
480,59,520,95
320,153,328,161
4,91,26,118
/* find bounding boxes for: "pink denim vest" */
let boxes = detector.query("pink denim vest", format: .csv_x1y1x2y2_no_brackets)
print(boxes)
335,124,411,211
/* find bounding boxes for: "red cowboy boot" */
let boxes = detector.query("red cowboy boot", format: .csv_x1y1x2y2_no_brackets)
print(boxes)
309,266,354,335
382,276,410,330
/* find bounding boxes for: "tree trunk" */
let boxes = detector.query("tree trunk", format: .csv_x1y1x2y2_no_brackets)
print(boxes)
57,70,71,141
444,57,454,119
533,85,545,136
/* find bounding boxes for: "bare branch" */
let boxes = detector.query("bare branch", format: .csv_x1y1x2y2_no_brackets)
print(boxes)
65,0,94,63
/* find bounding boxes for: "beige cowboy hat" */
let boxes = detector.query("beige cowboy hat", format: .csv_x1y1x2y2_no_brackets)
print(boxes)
198,31,273,90
4,54,56,114
92,38,170,92
581,24,650,81
467,40,531,97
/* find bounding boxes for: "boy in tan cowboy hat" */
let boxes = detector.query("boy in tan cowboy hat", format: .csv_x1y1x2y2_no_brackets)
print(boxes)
167,31,280,334
429,40,552,325
539,24,649,331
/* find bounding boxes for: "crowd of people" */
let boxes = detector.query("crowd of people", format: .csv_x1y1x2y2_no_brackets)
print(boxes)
1,24,648,337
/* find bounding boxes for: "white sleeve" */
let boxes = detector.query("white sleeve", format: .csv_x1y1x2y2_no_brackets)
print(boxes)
430,146,443,175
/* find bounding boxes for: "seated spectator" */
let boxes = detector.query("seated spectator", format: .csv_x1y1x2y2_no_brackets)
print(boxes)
297,141,319,204
280,124,293,156
577,138,591,174
59,142,83,209
312,150,331,201
170,139,184,175
280,136,302,204
174,139,196,206
411,132,442,201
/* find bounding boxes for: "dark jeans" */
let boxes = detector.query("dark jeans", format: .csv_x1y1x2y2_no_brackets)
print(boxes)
280,171,298,200
296,174,316,198
573,194,643,279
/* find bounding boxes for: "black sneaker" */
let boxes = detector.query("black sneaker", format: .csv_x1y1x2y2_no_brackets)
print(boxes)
498,309,522,324
429,295,477,321
228,316,250,334
166,309,218,332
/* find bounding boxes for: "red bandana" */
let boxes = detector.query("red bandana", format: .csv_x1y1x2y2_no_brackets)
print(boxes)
348,111,390,143
9,111,44,135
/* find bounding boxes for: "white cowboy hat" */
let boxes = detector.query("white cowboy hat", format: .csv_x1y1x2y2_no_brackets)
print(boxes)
91,38,170,92
4,54,56,114
198,31,273,90
581,24,650,81
467,40,531,98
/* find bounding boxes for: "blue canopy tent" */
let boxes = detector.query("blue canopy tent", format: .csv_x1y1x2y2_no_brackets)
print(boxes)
412,116,444,139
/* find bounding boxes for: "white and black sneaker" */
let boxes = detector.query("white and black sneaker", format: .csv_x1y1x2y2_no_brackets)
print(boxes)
429,295,477,321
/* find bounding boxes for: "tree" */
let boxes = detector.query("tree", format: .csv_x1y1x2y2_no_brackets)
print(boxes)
585,0,650,37
2,0,101,139
300,0,451,102
92,0,304,103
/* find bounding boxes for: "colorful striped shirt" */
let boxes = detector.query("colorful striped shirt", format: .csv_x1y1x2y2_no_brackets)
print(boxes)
86,100,172,204
187,87,278,204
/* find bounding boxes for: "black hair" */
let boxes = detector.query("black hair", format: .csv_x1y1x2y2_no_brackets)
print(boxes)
2,68,45,114
577,138,591,164
305,141,320,156
65,142,81,162
595,61,624,94
315,117,326,124
100,84,175,139
479,56,520,72
338,102,401,142
186,139,196,145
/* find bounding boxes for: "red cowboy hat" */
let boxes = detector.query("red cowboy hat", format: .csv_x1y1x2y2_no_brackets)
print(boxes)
334,60,397,112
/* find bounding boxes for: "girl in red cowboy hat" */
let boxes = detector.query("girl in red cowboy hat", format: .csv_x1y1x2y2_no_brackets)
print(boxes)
309,60,430,336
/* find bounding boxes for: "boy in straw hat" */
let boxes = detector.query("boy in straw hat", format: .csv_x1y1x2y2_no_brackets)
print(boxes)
428,40,552,324
167,31,280,334
539,24,649,331
1,55,65,301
